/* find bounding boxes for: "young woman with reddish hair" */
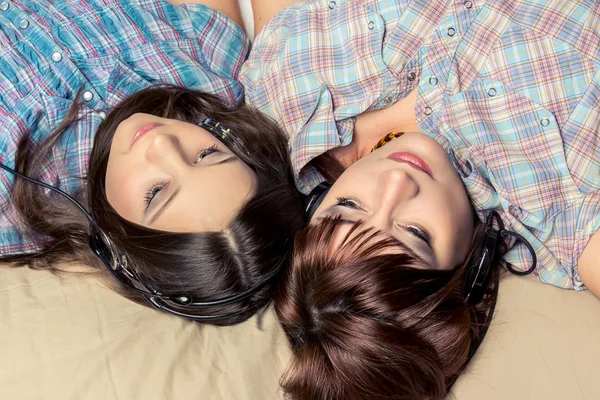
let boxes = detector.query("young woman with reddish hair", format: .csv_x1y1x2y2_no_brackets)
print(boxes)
243,0,600,397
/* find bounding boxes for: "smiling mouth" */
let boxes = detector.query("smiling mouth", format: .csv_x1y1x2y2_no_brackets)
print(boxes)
130,122,162,150
386,152,433,177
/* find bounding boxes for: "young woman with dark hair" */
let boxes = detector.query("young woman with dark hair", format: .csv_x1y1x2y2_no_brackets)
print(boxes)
242,0,599,397
0,0,305,325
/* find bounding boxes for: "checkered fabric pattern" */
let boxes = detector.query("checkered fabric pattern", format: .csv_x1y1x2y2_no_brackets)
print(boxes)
241,0,600,290
0,0,250,255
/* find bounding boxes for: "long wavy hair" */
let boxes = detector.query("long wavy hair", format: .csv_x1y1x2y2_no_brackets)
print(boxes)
275,216,503,399
4,86,306,326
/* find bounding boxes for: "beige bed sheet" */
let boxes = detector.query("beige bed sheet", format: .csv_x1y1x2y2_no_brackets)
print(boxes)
1,263,599,400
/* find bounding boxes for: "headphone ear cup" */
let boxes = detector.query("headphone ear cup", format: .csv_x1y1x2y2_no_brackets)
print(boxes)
465,227,499,304
88,227,116,271
305,182,332,219
464,241,484,296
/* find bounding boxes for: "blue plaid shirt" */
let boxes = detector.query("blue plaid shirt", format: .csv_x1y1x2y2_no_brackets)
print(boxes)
0,0,250,255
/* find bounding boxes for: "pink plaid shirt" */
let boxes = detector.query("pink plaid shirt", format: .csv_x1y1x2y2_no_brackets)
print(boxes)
241,0,600,290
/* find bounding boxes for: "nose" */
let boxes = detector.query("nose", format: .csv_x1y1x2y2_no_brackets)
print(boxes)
145,133,186,173
368,168,418,228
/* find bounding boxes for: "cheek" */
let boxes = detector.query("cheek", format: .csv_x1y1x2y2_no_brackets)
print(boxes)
438,186,474,263
105,159,139,220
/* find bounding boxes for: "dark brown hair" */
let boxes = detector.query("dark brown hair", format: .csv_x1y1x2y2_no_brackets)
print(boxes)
311,151,345,184
4,85,305,326
275,216,500,399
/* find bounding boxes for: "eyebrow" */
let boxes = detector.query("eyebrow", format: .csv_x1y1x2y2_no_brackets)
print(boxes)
147,156,238,226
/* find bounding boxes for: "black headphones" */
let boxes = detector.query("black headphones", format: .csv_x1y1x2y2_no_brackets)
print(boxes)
464,210,537,304
305,181,537,304
0,119,282,321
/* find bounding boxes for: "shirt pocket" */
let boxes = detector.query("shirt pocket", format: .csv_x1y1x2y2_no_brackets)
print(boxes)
479,80,577,223
444,78,580,227
73,54,152,108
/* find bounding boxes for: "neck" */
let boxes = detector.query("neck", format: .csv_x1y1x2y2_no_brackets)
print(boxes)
330,88,420,168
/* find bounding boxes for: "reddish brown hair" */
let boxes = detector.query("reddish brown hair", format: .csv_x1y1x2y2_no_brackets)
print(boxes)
275,216,498,399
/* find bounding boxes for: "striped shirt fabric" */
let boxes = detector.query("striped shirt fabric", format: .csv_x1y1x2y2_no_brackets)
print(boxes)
0,0,250,255
241,0,600,290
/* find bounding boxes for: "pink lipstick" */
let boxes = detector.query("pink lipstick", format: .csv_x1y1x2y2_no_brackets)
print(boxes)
386,152,432,177
130,122,162,150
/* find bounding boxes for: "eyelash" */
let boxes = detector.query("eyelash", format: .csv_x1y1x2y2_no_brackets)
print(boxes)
336,197,431,246
144,183,166,209
336,197,361,209
405,225,432,246
195,144,218,164
144,145,219,208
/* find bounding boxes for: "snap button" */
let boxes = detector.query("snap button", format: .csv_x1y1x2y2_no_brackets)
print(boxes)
407,71,416,81
329,1,336,9
383,96,393,105
82,91,94,102
0,2,9,11
51,52,63,62
464,1,473,9
19,20,29,30
488,87,497,97
368,21,375,30
429,76,438,85
98,111,107,119
424,107,433,115
447,27,456,37
509,205,520,217
541,118,550,127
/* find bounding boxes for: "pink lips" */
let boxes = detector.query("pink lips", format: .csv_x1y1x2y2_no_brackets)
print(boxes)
386,152,433,177
130,122,162,150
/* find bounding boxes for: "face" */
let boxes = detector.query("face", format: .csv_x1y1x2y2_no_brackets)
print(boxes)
105,113,257,232
313,132,473,270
